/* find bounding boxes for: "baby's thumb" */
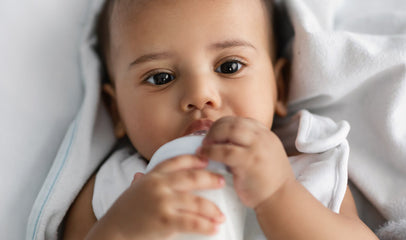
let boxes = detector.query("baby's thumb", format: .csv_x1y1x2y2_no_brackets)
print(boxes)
132,172,145,185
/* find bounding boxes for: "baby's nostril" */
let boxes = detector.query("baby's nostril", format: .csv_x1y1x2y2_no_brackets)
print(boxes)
186,103,195,110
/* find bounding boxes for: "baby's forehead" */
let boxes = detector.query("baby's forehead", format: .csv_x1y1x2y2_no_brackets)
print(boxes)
105,0,275,61
111,0,273,35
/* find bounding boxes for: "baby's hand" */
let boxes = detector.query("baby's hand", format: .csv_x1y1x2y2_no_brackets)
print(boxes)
100,155,225,240
198,116,295,209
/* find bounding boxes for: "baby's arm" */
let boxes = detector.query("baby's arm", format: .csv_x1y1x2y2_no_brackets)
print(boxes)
254,181,377,239
63,174,97,239
63,155,225,240
198,116,378,240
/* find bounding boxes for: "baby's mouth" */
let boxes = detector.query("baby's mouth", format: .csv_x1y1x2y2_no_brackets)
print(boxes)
189,130,208,136
183,119,213,136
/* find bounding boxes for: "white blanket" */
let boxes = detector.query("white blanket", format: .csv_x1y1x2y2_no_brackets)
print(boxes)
283,0,406,238
0,1,90,240
24,0,406,239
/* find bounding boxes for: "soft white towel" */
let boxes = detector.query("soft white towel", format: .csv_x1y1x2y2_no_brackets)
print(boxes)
25,0,113,239
283,0,406,238
0,1,87,239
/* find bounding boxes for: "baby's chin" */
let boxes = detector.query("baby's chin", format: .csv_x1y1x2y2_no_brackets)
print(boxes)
138,149,153,162
129,139,154,162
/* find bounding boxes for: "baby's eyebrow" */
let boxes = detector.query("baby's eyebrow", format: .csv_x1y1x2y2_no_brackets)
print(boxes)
128,52,174,69
209,39,257,51
128,39,256,70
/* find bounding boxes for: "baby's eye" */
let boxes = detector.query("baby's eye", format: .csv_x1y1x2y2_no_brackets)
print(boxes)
215,61,243,74
145,72,175,85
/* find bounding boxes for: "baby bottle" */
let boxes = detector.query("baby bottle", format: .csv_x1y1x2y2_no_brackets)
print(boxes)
145,134,247,240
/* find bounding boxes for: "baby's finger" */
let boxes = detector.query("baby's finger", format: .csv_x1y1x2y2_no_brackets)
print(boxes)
167,169,225,192
131,172,145,185
152,154,208,173
173,211,220,236
204,117,262,147
176,193,225,223
198,143,247,169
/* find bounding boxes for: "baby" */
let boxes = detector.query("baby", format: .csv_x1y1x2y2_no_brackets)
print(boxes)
63,0,378,239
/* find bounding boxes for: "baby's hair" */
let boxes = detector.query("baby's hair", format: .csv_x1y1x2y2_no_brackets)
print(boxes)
96,0,277,83
96,0,116,83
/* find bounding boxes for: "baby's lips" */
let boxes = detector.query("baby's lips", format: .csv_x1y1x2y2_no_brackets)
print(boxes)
190,129,208,136
183,119,213,136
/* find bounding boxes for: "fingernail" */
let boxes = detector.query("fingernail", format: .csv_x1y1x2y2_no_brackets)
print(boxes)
217,213,226,223
132,172,143,184
218,176,225,186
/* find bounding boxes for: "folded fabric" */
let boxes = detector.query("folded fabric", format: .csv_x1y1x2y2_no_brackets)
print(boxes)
283,0,406,238
0,1,87,239
25,0,113,239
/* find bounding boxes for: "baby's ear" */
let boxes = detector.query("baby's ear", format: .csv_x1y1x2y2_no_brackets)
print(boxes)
274,58,290,117
102,84,126,139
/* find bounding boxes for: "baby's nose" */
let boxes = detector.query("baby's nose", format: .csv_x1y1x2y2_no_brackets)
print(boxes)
180,77,221,112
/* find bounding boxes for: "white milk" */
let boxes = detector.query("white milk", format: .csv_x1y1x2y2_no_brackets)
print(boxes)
146,135,247,240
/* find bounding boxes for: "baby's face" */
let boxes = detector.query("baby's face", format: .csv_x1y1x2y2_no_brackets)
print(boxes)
108,0,282,159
